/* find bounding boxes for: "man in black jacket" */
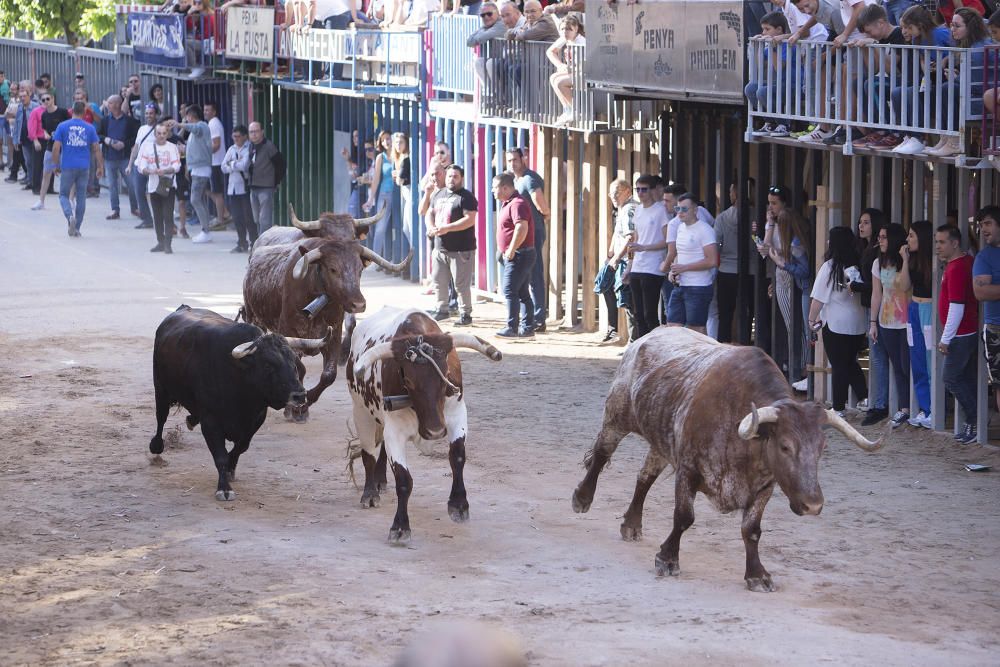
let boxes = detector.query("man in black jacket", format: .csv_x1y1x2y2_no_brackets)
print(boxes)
97,95,139,220
247,121,285,233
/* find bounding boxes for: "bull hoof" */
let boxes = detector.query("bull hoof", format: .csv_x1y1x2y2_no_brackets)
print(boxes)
388,527,411,545
654,553,680,577
149,435,164,454
185,415,199,430
745,575,775,593
215,489,237,502
571,488,592,514
360,492,381,508
283,405,309,423
620,522,642,541
447,502,470,523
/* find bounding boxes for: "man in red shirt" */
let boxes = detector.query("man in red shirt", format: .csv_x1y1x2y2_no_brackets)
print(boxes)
935,224,980,444
493,172,536,339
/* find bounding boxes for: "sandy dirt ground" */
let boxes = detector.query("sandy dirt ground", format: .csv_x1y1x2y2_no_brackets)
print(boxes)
2,189,1000,666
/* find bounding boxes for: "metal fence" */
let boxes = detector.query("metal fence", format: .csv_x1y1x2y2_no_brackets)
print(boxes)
746,38,980,156
429,13,479,96
481,38,593,130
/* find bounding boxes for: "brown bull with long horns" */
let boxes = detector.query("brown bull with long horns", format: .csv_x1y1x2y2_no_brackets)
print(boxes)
571,327,885,592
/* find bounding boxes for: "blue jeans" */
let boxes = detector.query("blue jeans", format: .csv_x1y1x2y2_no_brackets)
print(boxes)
371,190,394,259
132,170,153,225
883,0,919,24
943,334,979,426
190,175,212,231
667,284,714,327
105,159,127,213
907,300,932,414
869,329,890,411
59,167,90,229
502,247,536,332
660,278,674,324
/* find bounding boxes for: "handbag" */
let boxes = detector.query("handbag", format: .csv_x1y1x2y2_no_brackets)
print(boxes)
152,144,172,197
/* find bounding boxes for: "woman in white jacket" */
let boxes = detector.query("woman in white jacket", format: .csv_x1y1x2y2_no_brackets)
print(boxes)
221,124,253,253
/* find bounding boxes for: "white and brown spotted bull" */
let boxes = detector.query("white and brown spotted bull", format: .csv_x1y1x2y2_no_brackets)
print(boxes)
346,307,502,545
572,327,885,592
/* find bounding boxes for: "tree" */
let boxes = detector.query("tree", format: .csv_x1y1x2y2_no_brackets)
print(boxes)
0,0,117,47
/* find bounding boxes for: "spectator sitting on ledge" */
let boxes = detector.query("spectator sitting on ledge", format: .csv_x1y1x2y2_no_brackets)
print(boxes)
509,0,558,41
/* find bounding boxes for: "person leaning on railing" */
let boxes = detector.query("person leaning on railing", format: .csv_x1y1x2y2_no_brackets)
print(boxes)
844,5,907,149
931,7,991,157
546,15,585,127
982,11,1000,157
467,2,506,86
748,12,796,138
542,0,583,19
508,0,557,42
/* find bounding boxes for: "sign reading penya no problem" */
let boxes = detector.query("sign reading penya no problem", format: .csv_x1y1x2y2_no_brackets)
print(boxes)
226,6,276,62
585,0,744,103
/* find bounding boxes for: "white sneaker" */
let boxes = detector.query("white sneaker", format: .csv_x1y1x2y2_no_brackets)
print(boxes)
752,123,774,136
769,124,790,137
191,230,213,244
791,377,808,392
856,398,869,412
189,67,206,79
926,137,961,157
907,410,932,429
30,200,43,210
893,136,925,155
797,127,833,143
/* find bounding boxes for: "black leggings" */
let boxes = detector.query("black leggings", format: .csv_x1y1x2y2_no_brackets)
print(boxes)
630,272,664,338
230,193,257,247
822,327,868,411
149,191,176,243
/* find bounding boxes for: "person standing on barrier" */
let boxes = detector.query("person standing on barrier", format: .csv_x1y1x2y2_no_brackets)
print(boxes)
935,224,981,444
31,92,70,211
493,172,537,339
137,123,182,254
98,95,139,221
166,105,213,243
972,207,1000,424
51,102,103,238
127,105,158,230
247,121,285,234
222,124,254,253
506,147,550,332
627,174,670,339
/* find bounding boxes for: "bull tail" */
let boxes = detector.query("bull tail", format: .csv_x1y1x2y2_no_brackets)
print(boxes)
344,418,362,490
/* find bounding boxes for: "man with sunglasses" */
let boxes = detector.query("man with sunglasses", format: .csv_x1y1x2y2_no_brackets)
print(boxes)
467,2,506,86
666,193,718,335
30,92,69,211
661,183,715,326
627,175,670,339
125,74,143,121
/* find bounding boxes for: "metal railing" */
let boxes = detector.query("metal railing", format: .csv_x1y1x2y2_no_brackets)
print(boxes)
275,26,424,95
429,13,479,96
746,38,981,155
982,45,1000,156
480,38,593,130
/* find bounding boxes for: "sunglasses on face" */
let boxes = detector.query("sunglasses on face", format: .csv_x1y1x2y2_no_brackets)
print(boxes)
635,187,649,193
480,11,494,17
677,205,691,212
41,97,52,102
768,186,782,195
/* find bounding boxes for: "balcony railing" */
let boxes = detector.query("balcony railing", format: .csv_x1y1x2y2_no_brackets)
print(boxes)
982,45,1000,157
115,6,223,73
480,38,593,130
746,38,982,157
429,13,479,96
274,26,424,95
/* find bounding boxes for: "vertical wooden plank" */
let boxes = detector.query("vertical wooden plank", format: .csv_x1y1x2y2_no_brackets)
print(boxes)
549,128,565,322
616,132,629,184
582,133,600,333
565,132,581,327
598,134,613,335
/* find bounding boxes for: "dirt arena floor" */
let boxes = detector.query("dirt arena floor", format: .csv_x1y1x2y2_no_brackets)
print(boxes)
2,195,1000,666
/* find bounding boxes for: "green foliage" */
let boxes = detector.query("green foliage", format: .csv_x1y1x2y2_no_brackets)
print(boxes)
0,0,117,46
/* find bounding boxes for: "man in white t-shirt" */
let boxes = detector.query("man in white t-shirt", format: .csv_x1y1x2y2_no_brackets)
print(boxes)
204,101,230,229
666,193,719,334
626,174,671,339
661,183,715,324
126,104,158,230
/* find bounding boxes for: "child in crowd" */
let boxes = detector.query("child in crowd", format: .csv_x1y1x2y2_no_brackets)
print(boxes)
546,15,586,127
747,12,795,138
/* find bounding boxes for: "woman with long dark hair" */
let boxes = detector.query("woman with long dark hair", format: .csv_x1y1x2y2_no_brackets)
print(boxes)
364,130,397,264
899,220,933,428
851,208,890,424
870,223,912,428
808,226,868,416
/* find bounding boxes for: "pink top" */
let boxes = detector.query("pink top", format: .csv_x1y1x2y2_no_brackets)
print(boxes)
27,106,44,141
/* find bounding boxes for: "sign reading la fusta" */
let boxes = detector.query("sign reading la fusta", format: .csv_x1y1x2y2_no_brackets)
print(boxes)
226,6,276,62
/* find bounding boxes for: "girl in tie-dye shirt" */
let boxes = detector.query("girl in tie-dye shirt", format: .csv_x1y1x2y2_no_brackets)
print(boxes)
869,223,912,428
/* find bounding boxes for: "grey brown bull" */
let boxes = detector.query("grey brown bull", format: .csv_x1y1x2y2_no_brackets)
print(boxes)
572,327,885,592
242,234,410,421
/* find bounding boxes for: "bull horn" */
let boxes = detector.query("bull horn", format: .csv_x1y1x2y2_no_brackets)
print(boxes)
231,339,258,359
285,326,334,357
352,342,394,379
825,409,886,452
292,248,324,280
353,203,389,228
289,202,322,231
359,245,413,274
450,333,503,361
737,402,780,440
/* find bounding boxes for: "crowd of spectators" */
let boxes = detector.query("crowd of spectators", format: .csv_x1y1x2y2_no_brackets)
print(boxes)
747,0,995,158
0,71,286,253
